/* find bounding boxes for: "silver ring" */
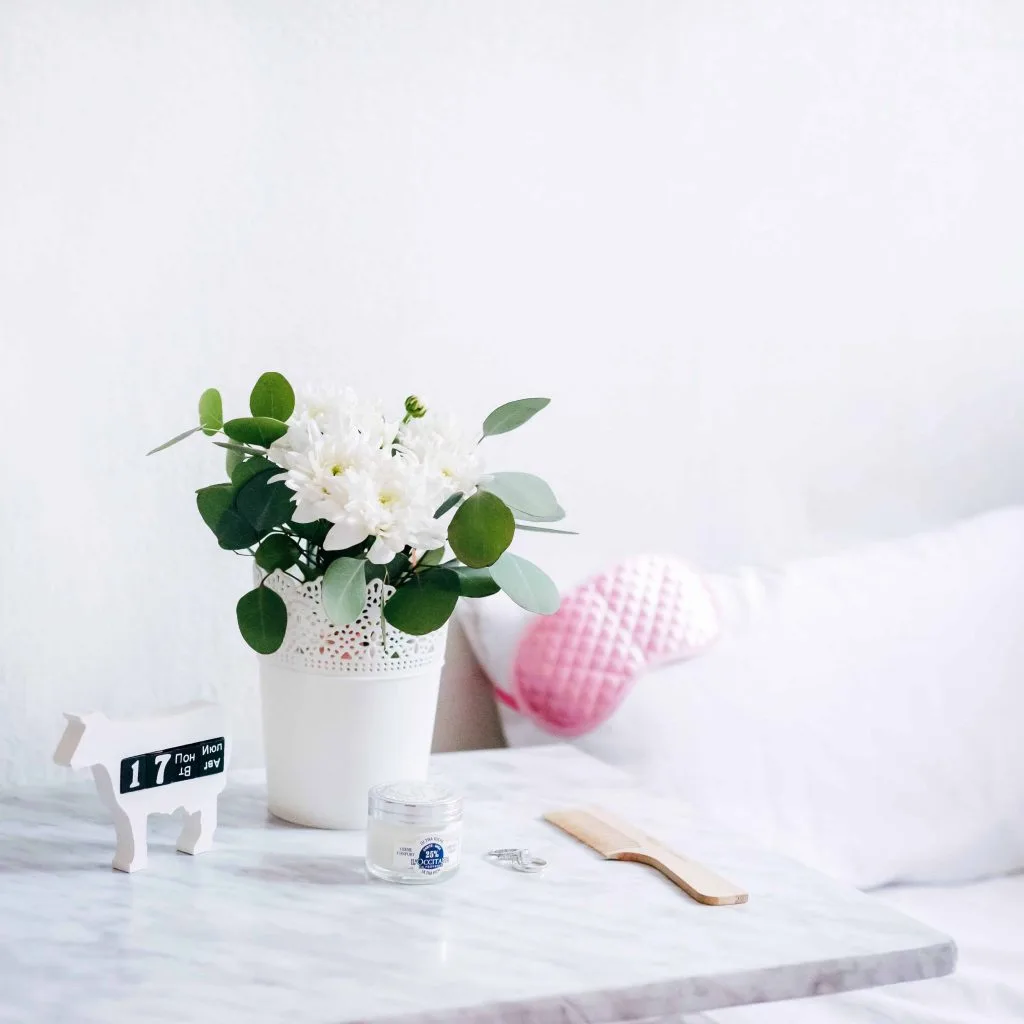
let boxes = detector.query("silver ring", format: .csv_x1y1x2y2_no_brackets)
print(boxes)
485,848,547,873
513,855,547,874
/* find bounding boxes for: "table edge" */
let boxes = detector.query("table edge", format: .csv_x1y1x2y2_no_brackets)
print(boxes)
367,937,957,1024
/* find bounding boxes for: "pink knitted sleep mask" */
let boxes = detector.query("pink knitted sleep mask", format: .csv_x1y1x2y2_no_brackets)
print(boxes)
508,556,720,737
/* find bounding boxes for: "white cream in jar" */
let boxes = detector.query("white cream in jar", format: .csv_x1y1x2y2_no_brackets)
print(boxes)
365,780,463,884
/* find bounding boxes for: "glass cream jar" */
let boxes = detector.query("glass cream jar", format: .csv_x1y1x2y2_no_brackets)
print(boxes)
365,780,463,884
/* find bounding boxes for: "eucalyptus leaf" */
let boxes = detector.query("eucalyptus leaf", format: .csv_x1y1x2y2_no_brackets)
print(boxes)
482,397,550,437
452,565,500,598
482,472,561,519
230,455,274,488
196,483,259,549
447,491,515,568
223,416,288,447
255,534,300,573
383,568,460,635
250,371,295,421
382,552,411,584
215,508,260,550
489,552,560,614
291,518,332,545
195,484,233,534
513,504,567,523
514,523,579,535
198,388,223,436
214,440,265,457
235,469,295,535
322,557,367,626
433,491,463,519
364,552,410,584
236,586,287,654
146,425,202,456
225,447,244,477
417,547,446,567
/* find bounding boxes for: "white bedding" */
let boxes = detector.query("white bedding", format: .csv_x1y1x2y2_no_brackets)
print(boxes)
696,872,1024,1023
462,508,1024,890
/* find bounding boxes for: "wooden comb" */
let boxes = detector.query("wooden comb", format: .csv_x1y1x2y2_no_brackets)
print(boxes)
544,807,748,906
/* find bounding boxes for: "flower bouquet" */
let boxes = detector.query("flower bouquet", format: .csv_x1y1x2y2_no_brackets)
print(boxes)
150,372,569,651
150,372,570,827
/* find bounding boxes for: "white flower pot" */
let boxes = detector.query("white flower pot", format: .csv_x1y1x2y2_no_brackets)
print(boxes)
257,571,447,829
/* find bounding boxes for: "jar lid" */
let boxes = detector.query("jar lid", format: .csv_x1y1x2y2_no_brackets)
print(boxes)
368,780,463,825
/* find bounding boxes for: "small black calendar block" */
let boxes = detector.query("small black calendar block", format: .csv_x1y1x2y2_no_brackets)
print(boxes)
119,737,226,794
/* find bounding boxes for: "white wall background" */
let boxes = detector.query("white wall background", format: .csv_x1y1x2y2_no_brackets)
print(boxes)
2,1,1023,785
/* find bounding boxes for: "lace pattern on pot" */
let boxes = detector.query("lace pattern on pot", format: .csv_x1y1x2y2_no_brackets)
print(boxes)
259,571,446,673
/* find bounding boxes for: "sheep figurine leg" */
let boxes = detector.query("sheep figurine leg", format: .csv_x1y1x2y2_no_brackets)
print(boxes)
112,807,149,873
177,802,217,856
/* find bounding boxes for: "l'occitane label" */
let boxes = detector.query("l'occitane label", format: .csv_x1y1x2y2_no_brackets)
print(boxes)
393,833,461,875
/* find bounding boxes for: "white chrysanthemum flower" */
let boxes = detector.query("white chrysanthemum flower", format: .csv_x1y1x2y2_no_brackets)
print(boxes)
290,386,400,452
334,453,447,563
269,425,373,525
268,389,477,561
398,411,485,498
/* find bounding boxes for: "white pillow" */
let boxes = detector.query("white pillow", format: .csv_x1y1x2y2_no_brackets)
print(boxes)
459,507,1024,889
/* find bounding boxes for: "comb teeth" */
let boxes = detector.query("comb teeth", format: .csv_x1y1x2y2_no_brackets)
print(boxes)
545,809,640,857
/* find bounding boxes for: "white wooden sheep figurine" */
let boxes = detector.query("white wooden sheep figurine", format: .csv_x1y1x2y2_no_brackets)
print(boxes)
53,701,230,873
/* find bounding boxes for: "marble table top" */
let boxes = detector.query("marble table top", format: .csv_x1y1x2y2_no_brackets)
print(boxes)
0,745,954,1023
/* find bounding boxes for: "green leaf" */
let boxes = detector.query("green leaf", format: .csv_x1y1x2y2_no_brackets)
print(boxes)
322,557,367,626
223,417,288,447
418,547,446,567
146,425,202,455
215,508,260,550
195,483,259,550
225,446,245,477
198,388,223,436
434,492,463,519
515,523,579,535
291,518,332,544
514,504,567,523
235,469,295,535
383,568,460,635
489,552,560,614
255,534,301,573
214,440,265,457
195,484,233,533
236,586,288,654
447,491,515,568
230,454,274,488
382,552,411,583
482,397,550,437
452,565,500,598
364,552,410,584
482,472,562,519
250,372,295,421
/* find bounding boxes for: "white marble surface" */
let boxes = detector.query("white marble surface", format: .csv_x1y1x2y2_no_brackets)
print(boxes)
0,746,954,1023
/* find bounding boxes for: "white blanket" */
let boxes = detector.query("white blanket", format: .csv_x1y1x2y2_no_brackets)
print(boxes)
696,872,1024,1023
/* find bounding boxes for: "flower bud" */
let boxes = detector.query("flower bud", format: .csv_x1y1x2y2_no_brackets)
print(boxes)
404,395,427,419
